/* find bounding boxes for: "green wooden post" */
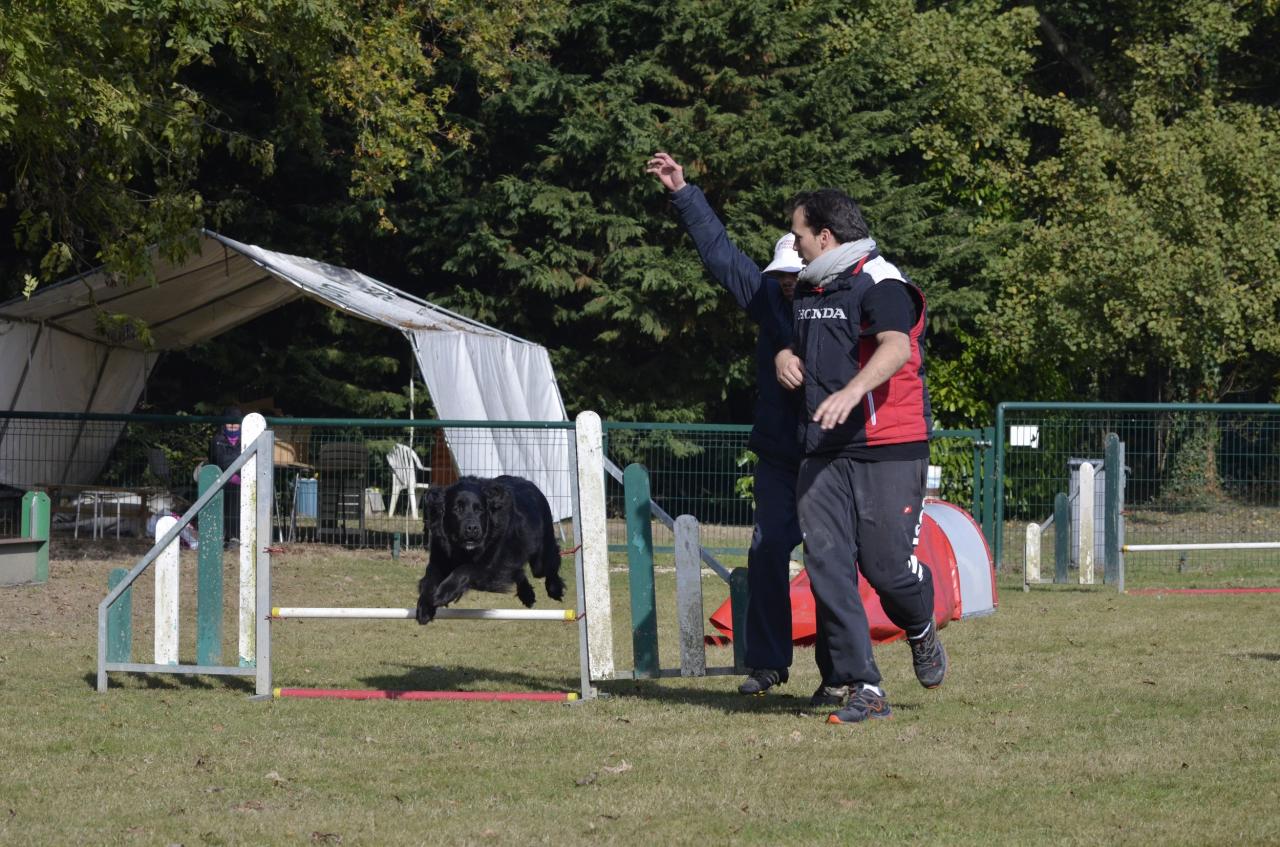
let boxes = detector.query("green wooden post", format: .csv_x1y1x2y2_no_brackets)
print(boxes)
20,491,50,583
196,464,224,666
107,567,132,663
1054,492,1070,583
624,463,659,678
729,568,750,673
1104,433,1121,587
982,427,996,550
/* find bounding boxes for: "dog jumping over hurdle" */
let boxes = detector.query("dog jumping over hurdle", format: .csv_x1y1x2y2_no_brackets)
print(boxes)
415,475,566,623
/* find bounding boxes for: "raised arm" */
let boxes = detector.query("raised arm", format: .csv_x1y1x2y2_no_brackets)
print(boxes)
646,152,787,335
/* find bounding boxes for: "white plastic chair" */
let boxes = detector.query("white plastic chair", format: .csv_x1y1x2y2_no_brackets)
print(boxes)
386,443,430,519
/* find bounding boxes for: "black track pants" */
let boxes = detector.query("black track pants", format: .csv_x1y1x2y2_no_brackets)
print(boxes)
744,457,803,670
797,455,934,688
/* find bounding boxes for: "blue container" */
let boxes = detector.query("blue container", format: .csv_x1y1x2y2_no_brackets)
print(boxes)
295,478,318,519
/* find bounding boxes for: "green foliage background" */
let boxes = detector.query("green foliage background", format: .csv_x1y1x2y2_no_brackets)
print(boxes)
3,0,1279,423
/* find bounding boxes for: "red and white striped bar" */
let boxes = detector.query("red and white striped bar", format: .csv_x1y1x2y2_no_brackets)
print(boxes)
274,687,578,702
271,606,577,621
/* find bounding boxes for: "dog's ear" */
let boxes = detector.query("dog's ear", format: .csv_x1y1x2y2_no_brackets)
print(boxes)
482,482,512,514
424,487,446,525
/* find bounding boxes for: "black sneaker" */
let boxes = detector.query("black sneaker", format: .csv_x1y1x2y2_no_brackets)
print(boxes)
908,624,948,689
738,668,788,695
809,684,850,708
826,685,893,724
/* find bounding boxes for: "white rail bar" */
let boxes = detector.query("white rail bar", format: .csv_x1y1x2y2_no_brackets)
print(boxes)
272,606,577,621
1123,542,1280,552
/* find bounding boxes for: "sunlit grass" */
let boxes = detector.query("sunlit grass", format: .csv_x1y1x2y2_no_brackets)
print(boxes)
1,545,1278,844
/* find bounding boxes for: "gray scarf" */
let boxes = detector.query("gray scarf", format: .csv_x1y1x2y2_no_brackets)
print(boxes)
797,237,877,287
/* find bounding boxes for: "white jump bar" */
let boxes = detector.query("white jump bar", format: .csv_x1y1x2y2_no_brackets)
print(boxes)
1123,542,1280,552
271,606,577,621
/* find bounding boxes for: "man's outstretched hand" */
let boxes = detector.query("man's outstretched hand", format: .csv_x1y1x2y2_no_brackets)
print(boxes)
645,151,687,192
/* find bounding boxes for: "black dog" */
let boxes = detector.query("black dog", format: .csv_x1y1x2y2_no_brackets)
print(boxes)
415,475,566,623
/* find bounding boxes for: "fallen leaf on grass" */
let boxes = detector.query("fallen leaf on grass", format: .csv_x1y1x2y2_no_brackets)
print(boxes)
601,760,632,774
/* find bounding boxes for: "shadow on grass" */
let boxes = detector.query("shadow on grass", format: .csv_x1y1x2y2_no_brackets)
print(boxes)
357,661,578,695
82,671,255,693
592,678,925,717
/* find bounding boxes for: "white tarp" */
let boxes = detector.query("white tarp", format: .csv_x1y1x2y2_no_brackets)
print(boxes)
0,231,571,516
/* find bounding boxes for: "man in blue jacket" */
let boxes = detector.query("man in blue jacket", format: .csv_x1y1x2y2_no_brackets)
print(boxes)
646,152,847,706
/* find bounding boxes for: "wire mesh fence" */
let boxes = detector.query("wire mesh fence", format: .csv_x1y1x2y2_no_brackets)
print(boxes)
997,403,1280,587
2,412,995,565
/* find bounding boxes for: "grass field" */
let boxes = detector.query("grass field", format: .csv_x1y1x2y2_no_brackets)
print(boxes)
2,542,1279,845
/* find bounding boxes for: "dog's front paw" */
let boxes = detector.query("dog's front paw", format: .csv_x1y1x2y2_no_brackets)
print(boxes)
415,596,436,624
515,581,536,608
545,574,566,602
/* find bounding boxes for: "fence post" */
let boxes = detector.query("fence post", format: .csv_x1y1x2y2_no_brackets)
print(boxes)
575,411,615,680
1024,522,1041,589
674,515,706,677
624,463,659,678
1104,433,1121,587
107,567,132,662
238,413,265,667
1078,461,1095,584
982,427,996,549
154,515,180,665
994,404,1007,571
1054,492,1069,583
729,568,750,673
197,464,223,666
20,491,50,583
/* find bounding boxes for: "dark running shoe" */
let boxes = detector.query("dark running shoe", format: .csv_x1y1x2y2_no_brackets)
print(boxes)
826,685,893,724
809,684,850,708
908,624,948,689
738,668,788,695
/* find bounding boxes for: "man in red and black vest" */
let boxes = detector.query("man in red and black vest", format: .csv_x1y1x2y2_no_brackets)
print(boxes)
777,188,948,724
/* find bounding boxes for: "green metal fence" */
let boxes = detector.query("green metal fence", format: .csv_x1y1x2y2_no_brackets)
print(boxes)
601,422,995,560
0,412,575,550
0,412,993,558
996,403,1280,588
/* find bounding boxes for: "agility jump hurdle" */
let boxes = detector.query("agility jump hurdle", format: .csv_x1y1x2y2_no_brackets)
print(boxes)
97,412,619,701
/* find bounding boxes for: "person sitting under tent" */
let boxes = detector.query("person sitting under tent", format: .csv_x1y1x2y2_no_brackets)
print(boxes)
209,406,243,546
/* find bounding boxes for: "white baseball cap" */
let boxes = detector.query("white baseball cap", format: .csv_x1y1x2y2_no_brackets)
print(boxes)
762,232,803,275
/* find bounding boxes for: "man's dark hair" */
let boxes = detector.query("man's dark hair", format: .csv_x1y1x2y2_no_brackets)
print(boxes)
789,188,870,243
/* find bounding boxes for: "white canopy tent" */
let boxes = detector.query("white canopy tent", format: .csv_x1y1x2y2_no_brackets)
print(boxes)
0,231,572,518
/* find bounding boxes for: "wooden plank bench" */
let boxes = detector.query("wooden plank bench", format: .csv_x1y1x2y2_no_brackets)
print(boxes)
0,536,43,586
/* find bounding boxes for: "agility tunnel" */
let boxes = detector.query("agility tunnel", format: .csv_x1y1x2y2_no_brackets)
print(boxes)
709,498,996,645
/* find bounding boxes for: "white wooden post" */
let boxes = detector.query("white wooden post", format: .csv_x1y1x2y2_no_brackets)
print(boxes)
1025,522,1042,587
239,413,266,667
154,515,180,664
1078,461,1095,584
575,411,614,680
674,515,706,677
